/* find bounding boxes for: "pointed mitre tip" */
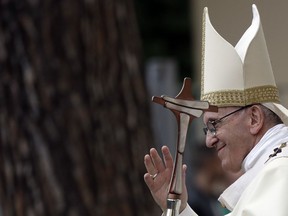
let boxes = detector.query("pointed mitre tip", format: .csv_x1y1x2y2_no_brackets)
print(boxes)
203,7,211,24
252,4,260,18
203,7,208,15
251,4,261,27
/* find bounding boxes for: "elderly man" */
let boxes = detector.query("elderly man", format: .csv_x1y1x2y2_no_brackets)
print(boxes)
144,4,288,216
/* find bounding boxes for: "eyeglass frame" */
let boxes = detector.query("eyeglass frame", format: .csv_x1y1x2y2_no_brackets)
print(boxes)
203,105,253,136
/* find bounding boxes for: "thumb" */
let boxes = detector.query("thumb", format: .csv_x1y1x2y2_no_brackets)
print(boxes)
182,164,187,179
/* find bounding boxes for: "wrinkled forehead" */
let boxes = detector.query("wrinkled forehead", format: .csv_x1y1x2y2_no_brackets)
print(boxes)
203,110,219,123
203,106,239,123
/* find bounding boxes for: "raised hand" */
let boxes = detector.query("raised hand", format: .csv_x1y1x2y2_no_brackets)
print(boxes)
144,146,188,212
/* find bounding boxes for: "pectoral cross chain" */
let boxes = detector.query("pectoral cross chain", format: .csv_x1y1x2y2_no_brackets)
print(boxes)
265,143,287,163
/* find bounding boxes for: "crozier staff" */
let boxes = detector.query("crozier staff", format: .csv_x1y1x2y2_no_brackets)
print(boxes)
144,4,288,216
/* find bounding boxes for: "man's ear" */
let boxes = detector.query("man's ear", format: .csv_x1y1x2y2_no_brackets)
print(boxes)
249,105,264,135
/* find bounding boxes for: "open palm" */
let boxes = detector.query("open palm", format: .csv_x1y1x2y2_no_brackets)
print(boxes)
144,146,188,212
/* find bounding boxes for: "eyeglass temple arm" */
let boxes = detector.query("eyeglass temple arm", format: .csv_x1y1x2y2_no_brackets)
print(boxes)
151,77,218,216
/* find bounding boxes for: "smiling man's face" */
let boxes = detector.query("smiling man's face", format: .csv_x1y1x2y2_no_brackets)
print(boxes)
203,106,256,173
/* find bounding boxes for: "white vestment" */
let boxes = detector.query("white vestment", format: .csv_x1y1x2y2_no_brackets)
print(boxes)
178,124,288,216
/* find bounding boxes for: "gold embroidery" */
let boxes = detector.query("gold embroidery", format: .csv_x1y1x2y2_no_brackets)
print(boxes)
200,9,206,100
201,85,280,106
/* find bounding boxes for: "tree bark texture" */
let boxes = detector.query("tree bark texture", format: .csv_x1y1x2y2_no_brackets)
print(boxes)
0,0,159,215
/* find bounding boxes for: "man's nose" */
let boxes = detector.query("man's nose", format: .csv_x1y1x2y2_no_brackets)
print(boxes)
205,133,218,148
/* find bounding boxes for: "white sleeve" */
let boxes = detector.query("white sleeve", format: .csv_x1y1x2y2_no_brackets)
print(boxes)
179,205,198,216
161,205,198,216
229,158,288,216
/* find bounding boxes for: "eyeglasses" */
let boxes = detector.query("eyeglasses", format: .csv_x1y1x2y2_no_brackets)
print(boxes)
203,105,252,136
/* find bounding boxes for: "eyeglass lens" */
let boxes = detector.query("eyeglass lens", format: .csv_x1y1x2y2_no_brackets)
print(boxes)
203,105,252,136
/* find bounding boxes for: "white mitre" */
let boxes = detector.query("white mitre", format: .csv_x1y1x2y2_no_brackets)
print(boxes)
201,4,288,125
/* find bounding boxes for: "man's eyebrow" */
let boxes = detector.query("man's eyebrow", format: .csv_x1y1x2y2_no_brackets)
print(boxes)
207,117,217,121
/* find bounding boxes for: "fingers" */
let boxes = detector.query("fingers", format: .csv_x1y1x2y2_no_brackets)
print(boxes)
180,164,188,212
150,148,166,173
143,171,162,192
162,146,173,170
182,164,187,174
143,152,159,192
144,146,171,189
143,147,188,212
144,148,161,174
143,172,154,188
144,153,158,175
182,164,187,186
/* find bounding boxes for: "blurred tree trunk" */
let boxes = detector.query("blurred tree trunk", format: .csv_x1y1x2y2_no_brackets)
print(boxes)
0,0,159,215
